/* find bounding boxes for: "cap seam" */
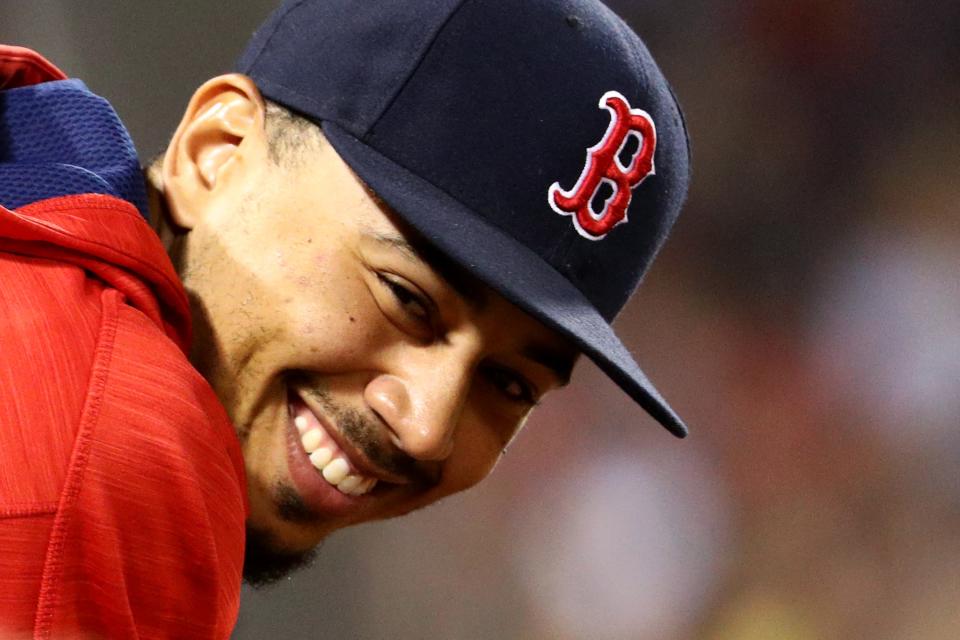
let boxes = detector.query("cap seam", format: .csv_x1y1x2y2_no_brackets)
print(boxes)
363,0,474,136
239,0,308,74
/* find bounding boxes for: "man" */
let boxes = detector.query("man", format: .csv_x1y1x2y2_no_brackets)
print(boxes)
0,0,690,637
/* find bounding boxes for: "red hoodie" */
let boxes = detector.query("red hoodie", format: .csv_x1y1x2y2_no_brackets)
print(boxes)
0,46,247,639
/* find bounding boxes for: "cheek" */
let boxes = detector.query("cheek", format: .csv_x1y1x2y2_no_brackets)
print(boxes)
271,261,395,367
437,399,534,500
438,418,506,497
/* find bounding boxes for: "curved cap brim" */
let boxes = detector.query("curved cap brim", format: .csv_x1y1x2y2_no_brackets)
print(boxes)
323,122,687,438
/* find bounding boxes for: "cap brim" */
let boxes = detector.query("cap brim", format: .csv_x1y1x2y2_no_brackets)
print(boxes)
323,122,687,438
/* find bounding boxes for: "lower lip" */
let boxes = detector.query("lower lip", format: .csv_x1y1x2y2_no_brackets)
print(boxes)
284,391,362,518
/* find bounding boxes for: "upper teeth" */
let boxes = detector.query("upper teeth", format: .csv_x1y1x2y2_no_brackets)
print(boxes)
294,410,378,497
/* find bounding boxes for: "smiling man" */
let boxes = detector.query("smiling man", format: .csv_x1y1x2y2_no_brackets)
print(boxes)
155,96,581,577
0,0,690,637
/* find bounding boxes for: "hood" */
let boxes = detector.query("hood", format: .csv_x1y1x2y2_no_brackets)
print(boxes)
0,45,191,351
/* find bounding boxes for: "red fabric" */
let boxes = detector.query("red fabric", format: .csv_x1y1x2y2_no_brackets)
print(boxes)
0,45,66,90
0,192,248,638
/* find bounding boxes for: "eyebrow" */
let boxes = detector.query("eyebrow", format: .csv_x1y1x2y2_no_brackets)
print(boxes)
522,342,575,388
364,228,577,386
363,230,489,311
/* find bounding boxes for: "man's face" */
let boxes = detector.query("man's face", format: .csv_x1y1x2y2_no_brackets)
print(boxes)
167,92,574,577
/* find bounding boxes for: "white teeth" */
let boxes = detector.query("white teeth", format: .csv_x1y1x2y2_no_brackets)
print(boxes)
313,456,376,497
353,478,377,496
294,400,378,497
322,458,350,484
337,475,363,494
309,446,334,470
342,476,377,496
301,429,324,453
294,415,309,434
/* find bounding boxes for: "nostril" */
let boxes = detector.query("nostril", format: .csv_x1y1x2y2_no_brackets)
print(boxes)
370,405,404,448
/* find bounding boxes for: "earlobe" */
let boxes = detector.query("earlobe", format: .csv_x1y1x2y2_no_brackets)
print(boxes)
162,74,266,229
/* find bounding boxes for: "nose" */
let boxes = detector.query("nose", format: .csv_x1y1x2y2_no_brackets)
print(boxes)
364,353,474,462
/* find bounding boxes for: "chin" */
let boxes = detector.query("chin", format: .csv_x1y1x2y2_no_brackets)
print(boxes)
242,521,321,589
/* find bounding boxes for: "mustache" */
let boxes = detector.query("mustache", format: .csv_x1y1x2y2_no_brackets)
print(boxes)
299,384,439,486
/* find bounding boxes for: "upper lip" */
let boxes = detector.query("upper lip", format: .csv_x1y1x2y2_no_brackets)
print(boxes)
291,385,432,486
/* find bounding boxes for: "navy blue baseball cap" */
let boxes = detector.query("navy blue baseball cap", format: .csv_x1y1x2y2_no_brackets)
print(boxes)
238,0,691,437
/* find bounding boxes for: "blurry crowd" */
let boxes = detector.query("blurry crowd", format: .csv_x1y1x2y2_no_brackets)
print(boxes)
3,1,958,638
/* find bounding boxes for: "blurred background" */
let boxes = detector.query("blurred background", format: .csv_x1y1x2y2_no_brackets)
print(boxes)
3,1,958,638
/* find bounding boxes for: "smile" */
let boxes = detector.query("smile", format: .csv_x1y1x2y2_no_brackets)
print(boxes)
286,389,380,498
291,401,379,497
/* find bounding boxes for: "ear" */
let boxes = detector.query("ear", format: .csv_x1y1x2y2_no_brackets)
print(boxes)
162,73,266,230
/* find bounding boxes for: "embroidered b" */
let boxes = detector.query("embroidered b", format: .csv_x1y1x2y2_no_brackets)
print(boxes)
548,91,657,240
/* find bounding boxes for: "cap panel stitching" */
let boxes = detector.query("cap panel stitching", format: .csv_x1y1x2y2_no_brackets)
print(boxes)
363,0,473,136
238,0,308,74
240,0,470,137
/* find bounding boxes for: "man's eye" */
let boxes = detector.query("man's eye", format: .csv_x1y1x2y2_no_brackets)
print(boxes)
484,366,537,405
377,273,430,322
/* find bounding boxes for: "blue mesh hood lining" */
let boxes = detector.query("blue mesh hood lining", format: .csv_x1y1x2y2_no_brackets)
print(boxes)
0,78,147,218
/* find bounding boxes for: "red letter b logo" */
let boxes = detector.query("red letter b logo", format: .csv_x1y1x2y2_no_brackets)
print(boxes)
548,91,657,240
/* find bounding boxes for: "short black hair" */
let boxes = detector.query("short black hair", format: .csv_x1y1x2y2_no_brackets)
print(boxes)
148,99,324,173
262,99,325,165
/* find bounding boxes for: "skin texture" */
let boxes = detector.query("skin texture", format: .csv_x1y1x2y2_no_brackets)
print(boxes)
147,75,576,569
